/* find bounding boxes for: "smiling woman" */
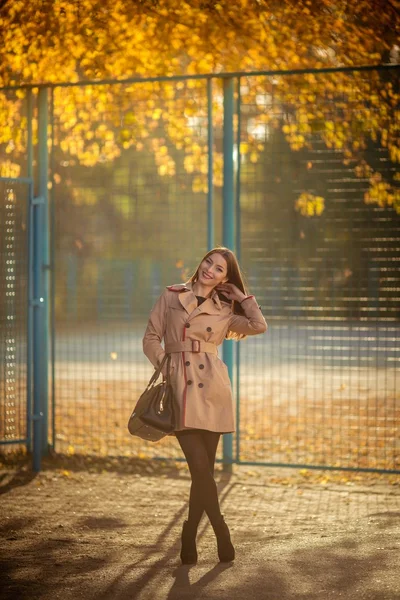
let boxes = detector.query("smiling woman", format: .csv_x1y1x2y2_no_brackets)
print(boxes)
142,245,267,565
193,252,230,296
187,246,263,340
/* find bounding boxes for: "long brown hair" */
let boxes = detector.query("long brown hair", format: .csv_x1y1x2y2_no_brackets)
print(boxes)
188,246,249,341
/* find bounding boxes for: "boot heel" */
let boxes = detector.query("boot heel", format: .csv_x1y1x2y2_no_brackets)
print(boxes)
180,520,198,565
212,515,235,562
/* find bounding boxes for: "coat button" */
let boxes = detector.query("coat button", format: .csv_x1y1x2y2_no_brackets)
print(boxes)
185,361,190,366
185,323,190,328
199,364,204,369
187,380,193,385
206,327,212,332
198,383,204,388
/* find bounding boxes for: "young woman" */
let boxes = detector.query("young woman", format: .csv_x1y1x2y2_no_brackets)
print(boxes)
142,246,268,564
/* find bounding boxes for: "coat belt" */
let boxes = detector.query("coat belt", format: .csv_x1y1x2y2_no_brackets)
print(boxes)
165,340,218,354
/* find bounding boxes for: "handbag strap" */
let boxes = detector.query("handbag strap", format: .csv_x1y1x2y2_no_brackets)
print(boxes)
147,353,171,388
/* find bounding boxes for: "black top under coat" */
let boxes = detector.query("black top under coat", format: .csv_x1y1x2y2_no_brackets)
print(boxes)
195,295,207,306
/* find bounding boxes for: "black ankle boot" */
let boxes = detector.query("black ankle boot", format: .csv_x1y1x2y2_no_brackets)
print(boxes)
212,515,235,562
180,520,198,565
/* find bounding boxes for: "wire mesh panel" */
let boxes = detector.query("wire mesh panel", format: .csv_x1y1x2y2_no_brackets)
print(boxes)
0,181,29,446
2,67,398,472
0,89,30,451
237,68,399,471
52,79,218,459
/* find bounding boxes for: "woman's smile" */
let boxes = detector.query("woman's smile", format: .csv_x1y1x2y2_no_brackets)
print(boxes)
202,271,213,280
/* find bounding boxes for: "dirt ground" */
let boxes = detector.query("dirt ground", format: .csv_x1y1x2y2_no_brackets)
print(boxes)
0,453,399,600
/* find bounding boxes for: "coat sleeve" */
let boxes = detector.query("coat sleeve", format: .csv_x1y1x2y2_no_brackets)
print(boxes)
227,295,268,336
142,290,169,372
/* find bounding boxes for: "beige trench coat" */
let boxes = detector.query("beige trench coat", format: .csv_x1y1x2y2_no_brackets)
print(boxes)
142,281,268,434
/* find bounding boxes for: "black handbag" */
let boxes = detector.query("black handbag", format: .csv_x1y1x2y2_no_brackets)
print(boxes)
127,354,177,442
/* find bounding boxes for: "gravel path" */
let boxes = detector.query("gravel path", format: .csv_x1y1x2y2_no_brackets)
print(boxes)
0,456,399,600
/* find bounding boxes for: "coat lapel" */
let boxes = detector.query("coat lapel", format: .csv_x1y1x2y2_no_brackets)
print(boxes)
178,280,223,318
178,288,198,316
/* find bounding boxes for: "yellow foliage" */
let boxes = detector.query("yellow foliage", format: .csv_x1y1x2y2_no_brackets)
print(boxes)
250,152,259,163
364,172,400,214
296,192,325,217
192,175,205,193
0,0,398,214
0,160,21,178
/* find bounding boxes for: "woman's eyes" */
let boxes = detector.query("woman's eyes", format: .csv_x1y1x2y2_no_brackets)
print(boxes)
206,259,222,272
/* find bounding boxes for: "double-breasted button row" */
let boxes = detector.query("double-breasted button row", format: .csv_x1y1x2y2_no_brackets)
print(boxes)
184,322,213,331
185,361,204,368
187,380,204,388
185,323,212,331
184,342,206,387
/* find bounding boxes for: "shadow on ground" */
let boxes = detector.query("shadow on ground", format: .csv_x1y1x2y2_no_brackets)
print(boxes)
1,517,398,600
0,453,399,600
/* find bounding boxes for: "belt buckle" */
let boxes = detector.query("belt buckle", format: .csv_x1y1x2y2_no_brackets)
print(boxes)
192,340,200,353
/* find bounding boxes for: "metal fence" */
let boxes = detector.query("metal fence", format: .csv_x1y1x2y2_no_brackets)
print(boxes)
0,65,399,472
0,180,29,447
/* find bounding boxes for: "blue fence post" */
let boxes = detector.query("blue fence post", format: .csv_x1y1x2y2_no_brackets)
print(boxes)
26,88,34,456
32,86,50,468
222,77,235,473
207,78,214,251
235,77,242,464
49,88,56,453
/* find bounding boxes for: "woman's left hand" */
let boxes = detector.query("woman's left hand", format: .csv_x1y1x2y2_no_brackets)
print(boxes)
215,282,246,303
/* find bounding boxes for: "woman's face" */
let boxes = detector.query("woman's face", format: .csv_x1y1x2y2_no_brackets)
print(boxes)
198,253,228,288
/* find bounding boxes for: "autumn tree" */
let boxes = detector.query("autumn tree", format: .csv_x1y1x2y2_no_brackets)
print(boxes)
0,0,399,214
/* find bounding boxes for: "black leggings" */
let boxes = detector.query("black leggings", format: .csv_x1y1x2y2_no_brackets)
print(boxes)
175,429,222,529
